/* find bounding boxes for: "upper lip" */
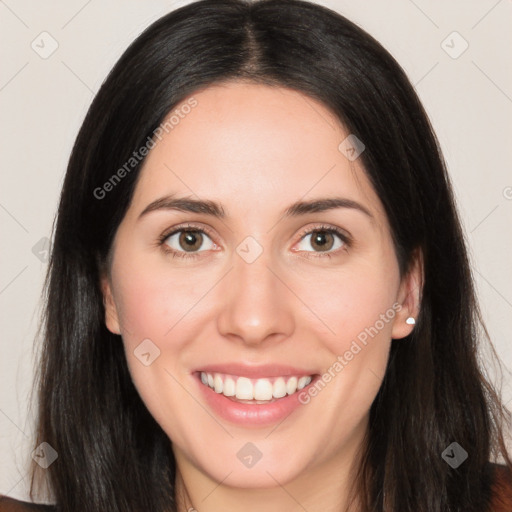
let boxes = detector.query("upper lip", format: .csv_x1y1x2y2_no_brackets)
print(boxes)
194,363,317,379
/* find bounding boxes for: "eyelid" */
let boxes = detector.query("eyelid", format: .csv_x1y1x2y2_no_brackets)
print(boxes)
159,222,217,245
157,222,220,260
294,223,351,244
291,223,352,255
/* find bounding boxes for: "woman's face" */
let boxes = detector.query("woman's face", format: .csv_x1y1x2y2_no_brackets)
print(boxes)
102,82,419,491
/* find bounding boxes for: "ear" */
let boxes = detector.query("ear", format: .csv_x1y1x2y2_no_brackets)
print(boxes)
391,248,423,340
100,274,121,335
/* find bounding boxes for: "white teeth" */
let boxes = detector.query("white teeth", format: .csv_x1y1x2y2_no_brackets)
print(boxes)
223,376,236,396
273,377,287,398
286,376,298,395
199,371,313,401
213,373,223,393
297,376,312,390
236,377,254,399
254,379,273,400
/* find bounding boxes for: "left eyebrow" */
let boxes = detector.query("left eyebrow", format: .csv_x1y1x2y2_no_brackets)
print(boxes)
282,197,373,219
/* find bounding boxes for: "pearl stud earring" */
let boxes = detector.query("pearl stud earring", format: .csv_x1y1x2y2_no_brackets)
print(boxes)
405,317,416,325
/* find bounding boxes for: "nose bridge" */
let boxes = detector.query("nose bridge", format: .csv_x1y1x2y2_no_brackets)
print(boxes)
216,239,294,345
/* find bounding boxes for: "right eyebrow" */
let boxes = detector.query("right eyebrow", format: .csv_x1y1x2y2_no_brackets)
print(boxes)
138,196,226,221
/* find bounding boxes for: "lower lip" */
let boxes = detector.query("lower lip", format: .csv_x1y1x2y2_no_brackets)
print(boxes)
194,373,317,427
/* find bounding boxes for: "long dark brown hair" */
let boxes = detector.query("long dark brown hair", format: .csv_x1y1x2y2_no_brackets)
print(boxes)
29,0,511,510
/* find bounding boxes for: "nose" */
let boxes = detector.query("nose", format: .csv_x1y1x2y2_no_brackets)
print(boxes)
216,247,295,347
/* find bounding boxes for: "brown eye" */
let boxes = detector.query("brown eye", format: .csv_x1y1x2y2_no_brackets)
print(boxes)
179,230,203,252
310,231,335,252
164,229,215,253
295,228,347,254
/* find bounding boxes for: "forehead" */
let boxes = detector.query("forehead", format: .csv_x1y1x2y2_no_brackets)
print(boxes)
129,81,385,226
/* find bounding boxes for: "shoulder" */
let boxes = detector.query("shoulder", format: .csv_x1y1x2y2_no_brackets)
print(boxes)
0,496,56,512
488,463,512,512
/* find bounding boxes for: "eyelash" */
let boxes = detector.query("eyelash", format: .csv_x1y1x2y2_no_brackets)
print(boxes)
157,223,352,260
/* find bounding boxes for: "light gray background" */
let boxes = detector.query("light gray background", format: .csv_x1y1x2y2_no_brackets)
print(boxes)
1,0,511,502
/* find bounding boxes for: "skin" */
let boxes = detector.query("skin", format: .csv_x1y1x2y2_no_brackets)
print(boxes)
102,81,422,512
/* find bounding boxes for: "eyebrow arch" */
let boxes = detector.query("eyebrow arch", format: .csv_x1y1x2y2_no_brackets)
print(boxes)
138,195,373,220
284,197,373,219
138,195,225,220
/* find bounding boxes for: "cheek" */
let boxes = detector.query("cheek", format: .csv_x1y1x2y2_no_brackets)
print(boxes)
291,249,400,409
109,257,204,430
297,256,400,352
111,255,204,345
114,279,169,343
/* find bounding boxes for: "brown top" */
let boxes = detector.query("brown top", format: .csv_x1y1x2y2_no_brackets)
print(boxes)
491,463,512,512
1,464,511,511
0,498,54,512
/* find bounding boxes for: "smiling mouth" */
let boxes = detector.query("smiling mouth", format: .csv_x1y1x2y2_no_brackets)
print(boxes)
198,371,314,404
